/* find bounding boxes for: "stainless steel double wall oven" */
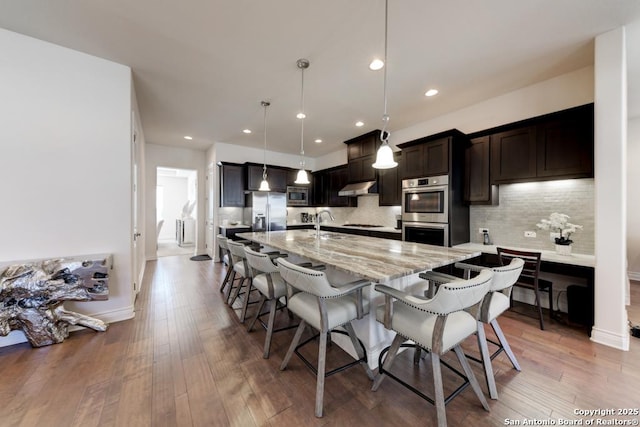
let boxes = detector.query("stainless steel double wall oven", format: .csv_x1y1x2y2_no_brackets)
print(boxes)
401,175,450,246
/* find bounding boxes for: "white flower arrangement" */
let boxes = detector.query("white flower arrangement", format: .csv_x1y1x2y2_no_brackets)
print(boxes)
536,212,583,245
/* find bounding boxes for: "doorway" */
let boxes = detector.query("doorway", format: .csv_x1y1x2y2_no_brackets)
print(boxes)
156,167,198,257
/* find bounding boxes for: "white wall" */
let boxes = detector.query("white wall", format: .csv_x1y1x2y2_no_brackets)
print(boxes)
627,117,640,279
157,175,190,241
145,144,206,260
213,142,316,171
0,29,135,345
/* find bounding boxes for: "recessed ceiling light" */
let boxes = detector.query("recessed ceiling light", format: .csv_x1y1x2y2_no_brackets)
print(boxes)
425,89,439,97
243,129,251,134
355,121,364,127
296,112,306,119
183,136,193,140
369,59,384,71
314,139,322,143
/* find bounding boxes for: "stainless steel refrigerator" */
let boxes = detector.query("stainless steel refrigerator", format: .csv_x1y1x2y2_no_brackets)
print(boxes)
243,192,287,232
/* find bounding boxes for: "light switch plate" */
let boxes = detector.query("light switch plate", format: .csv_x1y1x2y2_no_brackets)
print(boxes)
524,231,536,238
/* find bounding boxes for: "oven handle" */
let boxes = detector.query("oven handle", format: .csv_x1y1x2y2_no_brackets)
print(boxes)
401,185,449,194
402,221,448,229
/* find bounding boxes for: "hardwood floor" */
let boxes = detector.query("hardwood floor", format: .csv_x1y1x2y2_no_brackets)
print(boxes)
1,257,639,426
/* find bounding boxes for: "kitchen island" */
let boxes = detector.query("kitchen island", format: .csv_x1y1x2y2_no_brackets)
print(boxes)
236,229,480,368
236,229,478,282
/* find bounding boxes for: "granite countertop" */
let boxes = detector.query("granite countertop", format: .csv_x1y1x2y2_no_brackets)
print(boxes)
454,242,595,268
219,223,251,229
236,230,480,282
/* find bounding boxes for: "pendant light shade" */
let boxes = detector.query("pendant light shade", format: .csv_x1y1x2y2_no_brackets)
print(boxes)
294,58,311,185
259,100,271,191
372,133,397,169
372,0,398,170
295,169,310,185
258,177,270,191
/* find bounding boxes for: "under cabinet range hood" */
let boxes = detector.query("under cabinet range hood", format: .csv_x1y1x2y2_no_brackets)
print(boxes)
338,181,378,197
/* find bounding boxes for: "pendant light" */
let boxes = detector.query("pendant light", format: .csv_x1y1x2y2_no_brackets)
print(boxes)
294,58,310,185
372,0,398,169
258,100,271,191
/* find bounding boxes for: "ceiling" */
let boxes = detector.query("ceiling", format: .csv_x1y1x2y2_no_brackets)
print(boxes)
1,0,640,157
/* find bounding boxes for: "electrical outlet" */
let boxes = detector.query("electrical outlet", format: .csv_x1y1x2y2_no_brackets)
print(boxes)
478,228,489,234
524,231,536,238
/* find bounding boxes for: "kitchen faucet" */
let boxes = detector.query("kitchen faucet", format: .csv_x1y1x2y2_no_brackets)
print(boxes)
316,209,335,238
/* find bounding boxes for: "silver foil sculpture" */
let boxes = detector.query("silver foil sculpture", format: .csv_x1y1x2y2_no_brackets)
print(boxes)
0,254,111,347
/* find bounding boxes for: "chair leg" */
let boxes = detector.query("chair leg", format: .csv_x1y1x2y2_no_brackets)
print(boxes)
372,334,404,391
533,286,545,330
315,329,328,417
453,345,490,412
548,283,554,320
229,277,246,307
262,298,278,359
477,321,498,400
246,295,267,332
239,279,253,323
223,270,237,303
219,265,233,293
431,352,447,427
490,319,520,371
343,322,374,380
281,320,306,371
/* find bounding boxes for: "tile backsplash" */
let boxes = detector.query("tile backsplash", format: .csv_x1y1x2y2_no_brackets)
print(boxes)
288,195,401,229
470,178,594,254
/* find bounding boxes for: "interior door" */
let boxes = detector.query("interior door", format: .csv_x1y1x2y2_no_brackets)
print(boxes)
206,163,214,258
131,110,144,295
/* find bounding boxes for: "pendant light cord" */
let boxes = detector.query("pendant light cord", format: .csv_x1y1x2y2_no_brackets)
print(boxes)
381,0,390,144
300,65,305,161
262,101,270,179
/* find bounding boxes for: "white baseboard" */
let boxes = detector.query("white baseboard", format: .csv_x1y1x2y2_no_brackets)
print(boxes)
628,271,640,281
0,305,135,348
590,327,630,351
0,331,29,347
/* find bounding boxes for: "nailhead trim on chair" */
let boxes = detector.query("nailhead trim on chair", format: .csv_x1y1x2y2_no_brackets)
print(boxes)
391,276,493,316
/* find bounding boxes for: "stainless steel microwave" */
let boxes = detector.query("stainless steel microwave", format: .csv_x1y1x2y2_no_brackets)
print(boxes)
286,186,309,206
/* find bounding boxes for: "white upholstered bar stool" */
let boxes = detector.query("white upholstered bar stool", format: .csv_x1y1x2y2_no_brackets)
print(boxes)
243,246,298,358
371,269,493,427
226,239,262,323
452,257,525,400
276,257,374,418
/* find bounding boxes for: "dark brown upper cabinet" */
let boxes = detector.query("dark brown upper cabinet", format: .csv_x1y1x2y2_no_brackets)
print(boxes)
476,103,594,185
246,163,289,192
490,126,538,183
378,151,402,206
311,170,328,206
327,165,357,207
219,162,245,207
464,136,498,205
536,105,593,179
397,129,466,179
345,130,380,183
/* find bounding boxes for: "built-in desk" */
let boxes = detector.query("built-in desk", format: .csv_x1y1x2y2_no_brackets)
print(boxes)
454,243,595,328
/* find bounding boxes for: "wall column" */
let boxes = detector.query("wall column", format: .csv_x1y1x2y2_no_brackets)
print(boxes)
592,27,629,350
